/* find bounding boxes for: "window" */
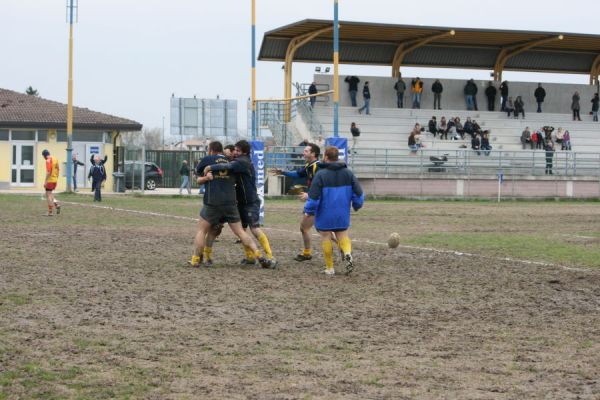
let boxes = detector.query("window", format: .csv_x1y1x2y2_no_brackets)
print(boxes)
12,130,36,141
104,132,112,144
57,130,67,142
0,130,8,141
37,130,48,142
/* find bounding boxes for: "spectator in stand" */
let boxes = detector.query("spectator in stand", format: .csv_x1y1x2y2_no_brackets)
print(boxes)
439,116,448,140
531,130,539,149
446,117,457,140
563,130,572,151
464,79,477,110
505,96,515,117
542,126,554,145
432,79,443,110
545,141,555,175
455,117,464,139
521,127,533,149
500,81,509,111
408,123,423,154
591,93,599,122
463,117,475,138
514,96,525,119
344,75,360,107
350,122,360,153
485,81,497,111
555,127,564,149
471,133,481,156
535,128,545,149
394,74,406,108
571,91,581,121
428,116,438,138
471,119,483,136
358,81,371,115
308,82,318,108
411,77,424,109
534,83,546,113
481,131,492,156
472,80,479,111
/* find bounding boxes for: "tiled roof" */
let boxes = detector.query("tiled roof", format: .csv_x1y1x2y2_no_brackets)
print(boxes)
0,88,142,131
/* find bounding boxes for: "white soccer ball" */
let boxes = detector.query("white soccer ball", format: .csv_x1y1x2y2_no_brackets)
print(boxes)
387,232,400,249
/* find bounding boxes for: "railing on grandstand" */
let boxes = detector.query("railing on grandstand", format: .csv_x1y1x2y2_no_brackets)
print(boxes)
266,147,600,177
256,101,294,146
295,82,327,138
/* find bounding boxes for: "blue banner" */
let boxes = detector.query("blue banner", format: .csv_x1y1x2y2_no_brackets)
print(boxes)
324,137,348,162
250,141,265,225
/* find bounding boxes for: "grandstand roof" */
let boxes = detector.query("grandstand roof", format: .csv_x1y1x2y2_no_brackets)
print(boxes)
259,19,600,75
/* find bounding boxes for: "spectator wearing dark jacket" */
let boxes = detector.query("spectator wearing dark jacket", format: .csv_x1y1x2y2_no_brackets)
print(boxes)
350,122,360,153
464,79,478,110
394,75,406,108
358,81,371,115
428,116,438,137
463,117,475,138
344,76,360,107
534,83,546,113
308,82,318,108
72,153,85,192
545,141,555,175
432,79,443,110
514,96,525,119
485,81,497,111
505,97,515,117
500,81,509,111
591,93,599,122
521,127,533,149
88,154,107,202
571,91,581,121
471,133,481,156
481,131,492,156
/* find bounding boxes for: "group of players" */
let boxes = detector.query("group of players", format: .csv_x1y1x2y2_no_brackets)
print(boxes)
190,139,364,276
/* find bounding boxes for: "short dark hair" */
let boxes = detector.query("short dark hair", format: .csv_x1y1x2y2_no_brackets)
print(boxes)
234,140,250,155
224,144,235,152
324,146,339,161
307,143,320,158
208,141,223,153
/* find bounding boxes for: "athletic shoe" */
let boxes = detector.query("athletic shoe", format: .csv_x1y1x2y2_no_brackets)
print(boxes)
240,258,256,265
321,268,335,276
293,254,312,262
187,256,202,268
344,253,354,275
261,259,277,269
258,257,274,269
204,259,214,267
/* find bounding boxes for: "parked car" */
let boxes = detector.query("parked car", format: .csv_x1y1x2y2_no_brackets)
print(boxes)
123,161,163,190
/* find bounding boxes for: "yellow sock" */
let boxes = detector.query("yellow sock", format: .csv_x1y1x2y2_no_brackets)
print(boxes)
203,246,212,261
254,249,262,259
338,237,352,256
243,245,255,261
303,248,312,256
257,233,273,259
322,240,334,269
190,255,201,265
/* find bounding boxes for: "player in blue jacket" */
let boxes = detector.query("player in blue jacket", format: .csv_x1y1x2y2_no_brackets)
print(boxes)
304,146,364,275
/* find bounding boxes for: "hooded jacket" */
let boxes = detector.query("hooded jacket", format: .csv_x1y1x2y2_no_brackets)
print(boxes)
304,162,364,231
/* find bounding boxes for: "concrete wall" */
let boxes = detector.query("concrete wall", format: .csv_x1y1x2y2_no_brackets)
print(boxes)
357,176,600,199
314,74,599,114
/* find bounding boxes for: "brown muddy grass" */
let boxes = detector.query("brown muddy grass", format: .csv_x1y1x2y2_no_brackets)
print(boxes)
1,196,599,399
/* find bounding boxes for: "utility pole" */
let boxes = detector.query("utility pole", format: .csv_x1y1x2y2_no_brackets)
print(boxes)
65,0,78,192
333,0,339,137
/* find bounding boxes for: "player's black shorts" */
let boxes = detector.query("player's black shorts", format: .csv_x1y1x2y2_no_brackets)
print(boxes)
200,204,240,225
238,201,261,229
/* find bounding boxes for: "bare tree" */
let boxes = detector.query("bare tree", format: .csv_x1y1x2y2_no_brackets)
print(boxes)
121,127,162,149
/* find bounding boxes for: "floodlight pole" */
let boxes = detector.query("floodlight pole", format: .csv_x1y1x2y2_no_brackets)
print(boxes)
333,0,339,137
65,0,76,192
251,0,257,140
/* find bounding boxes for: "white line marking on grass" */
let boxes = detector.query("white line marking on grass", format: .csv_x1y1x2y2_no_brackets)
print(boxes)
63,201,593,273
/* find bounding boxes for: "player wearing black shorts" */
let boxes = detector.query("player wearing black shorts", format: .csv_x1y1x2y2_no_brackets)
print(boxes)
204,140,277,267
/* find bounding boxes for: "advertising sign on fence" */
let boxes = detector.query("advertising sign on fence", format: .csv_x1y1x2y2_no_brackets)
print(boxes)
324,137,348,162
250,141,265,224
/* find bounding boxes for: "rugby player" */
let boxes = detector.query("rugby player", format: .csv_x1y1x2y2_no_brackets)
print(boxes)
41,149,61,216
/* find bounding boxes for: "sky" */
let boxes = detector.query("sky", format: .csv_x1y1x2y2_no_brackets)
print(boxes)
2,0,598,139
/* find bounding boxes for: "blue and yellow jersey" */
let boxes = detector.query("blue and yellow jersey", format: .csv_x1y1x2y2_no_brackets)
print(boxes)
196,154,237,206
283,160,320,189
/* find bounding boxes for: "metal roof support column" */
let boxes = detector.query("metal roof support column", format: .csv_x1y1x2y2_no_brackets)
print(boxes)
391,30,455,78
493,34,563,82
283,26,333,122
589,54,600,85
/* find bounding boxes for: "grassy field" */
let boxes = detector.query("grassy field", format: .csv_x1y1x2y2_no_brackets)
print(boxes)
1,193,599,399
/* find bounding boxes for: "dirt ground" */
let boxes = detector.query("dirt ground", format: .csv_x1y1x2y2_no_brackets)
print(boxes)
1,195,599,399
